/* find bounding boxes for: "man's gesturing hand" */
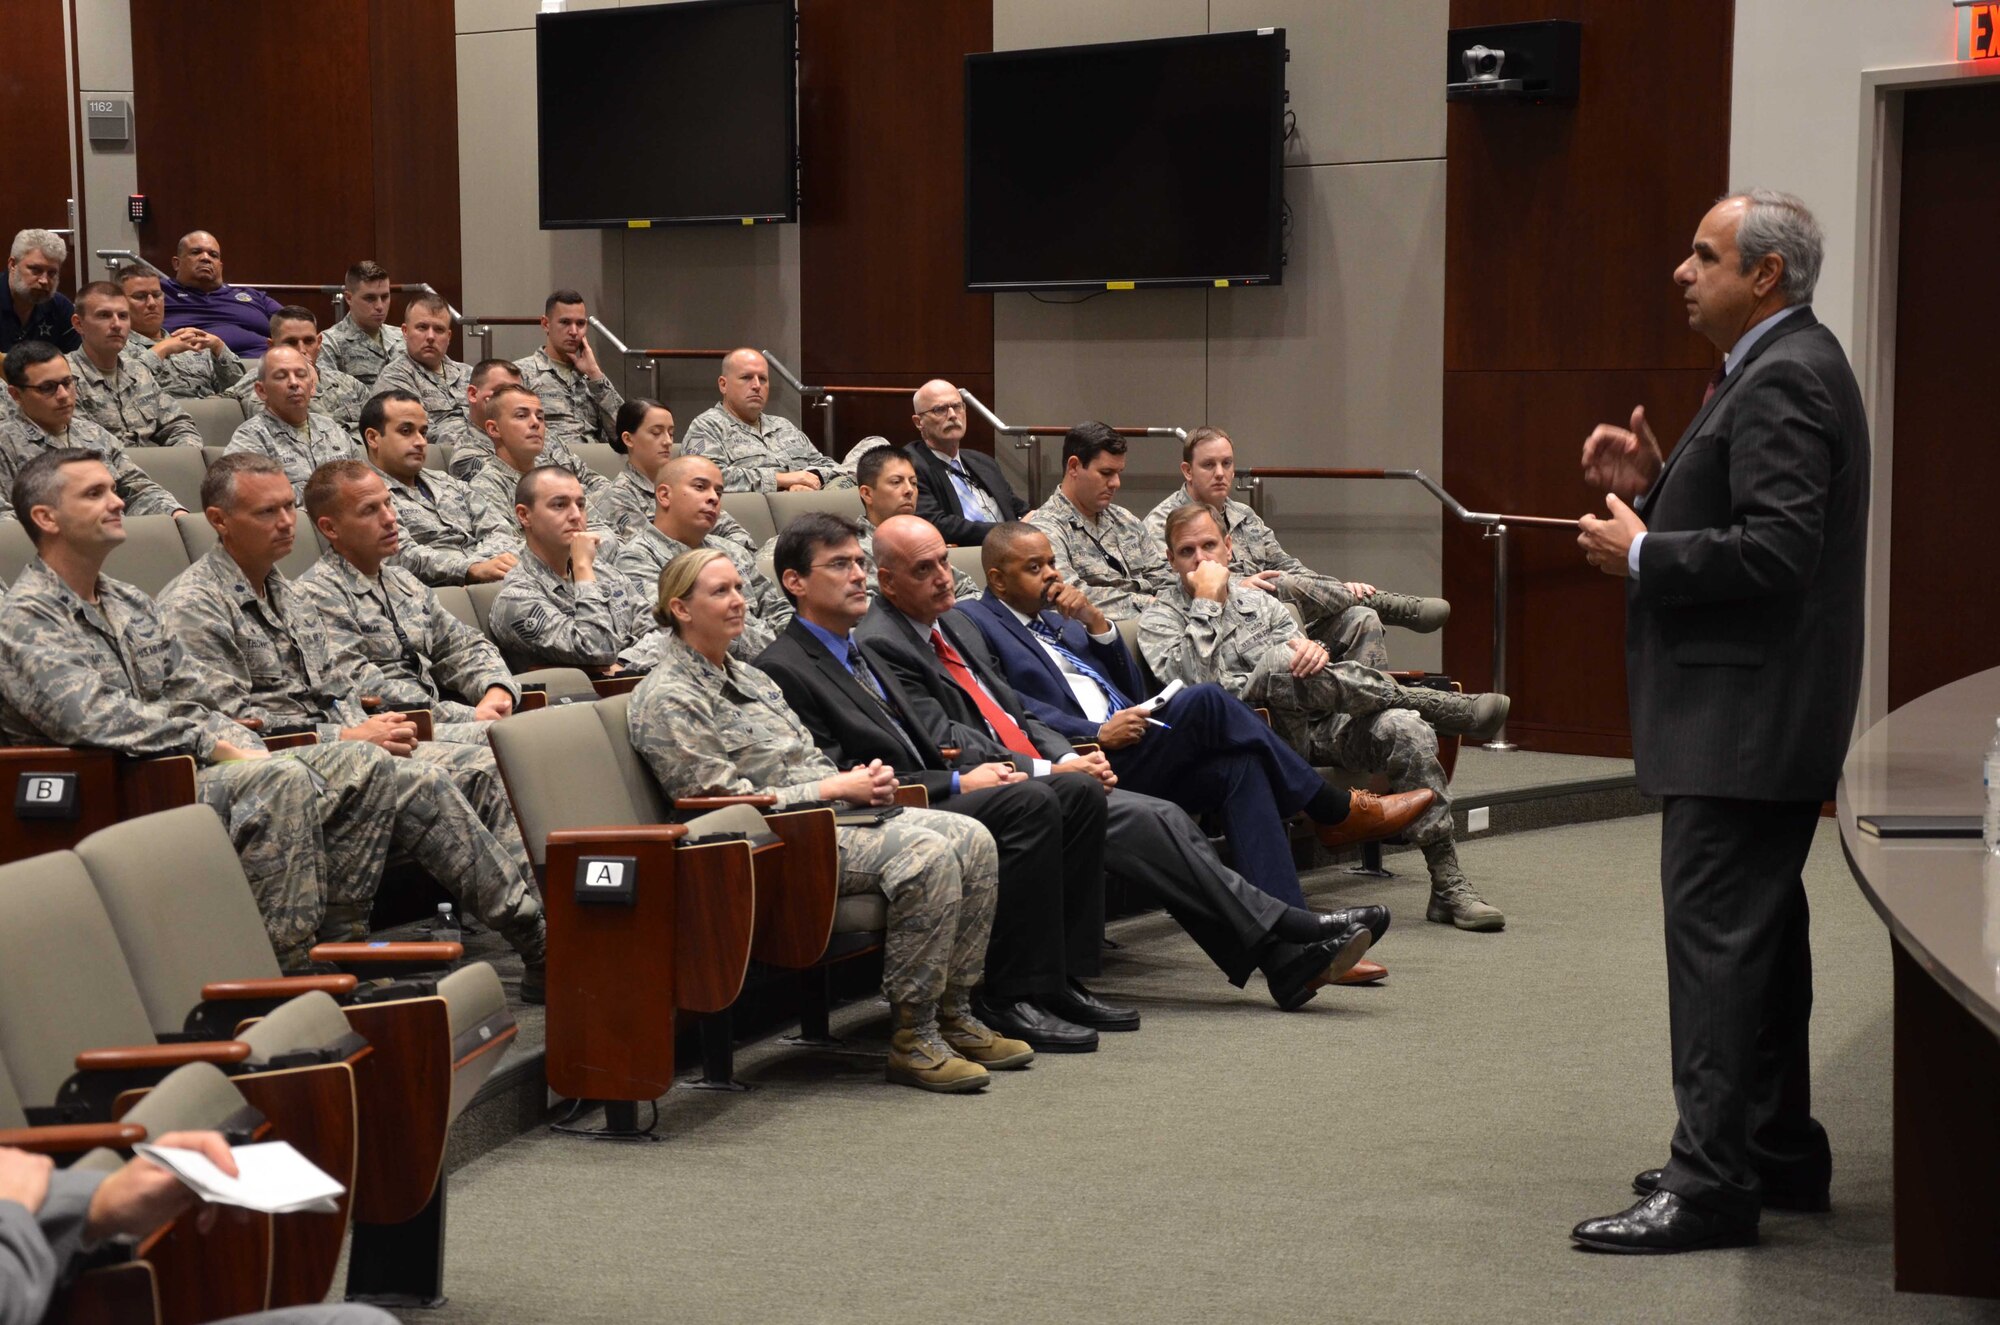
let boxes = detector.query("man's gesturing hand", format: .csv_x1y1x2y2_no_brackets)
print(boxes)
1577,493,1646,577
1581,405,1665,503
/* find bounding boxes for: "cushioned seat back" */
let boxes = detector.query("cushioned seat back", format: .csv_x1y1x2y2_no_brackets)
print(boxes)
465,580,504,636
0,521,34,589
436,962,512,1119
184,397,247,448
767,487,865,534
512,667,598,703
277,527,325,581
425,440,452,471
127,445,210,511
235,989,353,1063
76,805,281,1037
947,545,985,587
434,585,477,630
591,693,671,823
570,442,623,481
102,513,192,598
71,1061,257,1177
0,851,162,1108
719,491,777,546
487,702,645,868
0,1050,26,1129
177,512,219,561
1116,615,1161,694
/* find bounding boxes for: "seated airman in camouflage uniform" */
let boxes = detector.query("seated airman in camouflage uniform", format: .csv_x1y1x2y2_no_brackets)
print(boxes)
222,347,359,501
0,449,403,970
374,293,474,449
756,446,980,601
65,282,203,448
117,269,244,399
680,347,853,493
362,389,519,587
160,455,546,992
463,383,614,526
1,339,185,521
1026,423,1176,623
488,468,656,671
512,289,621,452
631,546,1015,1093
227,307,367,438
1143,426,1449,668
1139,502,1513,933
614,455,790,662
604,396,755,550
294,460,522,740
319,260,406,388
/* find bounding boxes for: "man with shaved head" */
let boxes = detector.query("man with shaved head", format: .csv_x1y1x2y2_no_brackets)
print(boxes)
615,453,793,660
487,467,656,671
161,230,283,357
228,306,368,437
222,345,360,499
680,346,852,492
904,377,1025,546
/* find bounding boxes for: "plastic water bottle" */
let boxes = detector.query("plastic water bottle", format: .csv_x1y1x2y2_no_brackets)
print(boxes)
432,902,462,946
1985,719,2000,855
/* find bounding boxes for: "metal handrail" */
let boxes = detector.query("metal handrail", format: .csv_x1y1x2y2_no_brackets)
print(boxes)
94,252,462,325
1235,466,1583,751
959,389,1184,506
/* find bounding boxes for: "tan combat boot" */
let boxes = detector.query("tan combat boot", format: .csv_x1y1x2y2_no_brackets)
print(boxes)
939,989,1035,1070
887,1001,990,1093
1394,685,1510,740
1362,590,1451,633
1422,840,1505,932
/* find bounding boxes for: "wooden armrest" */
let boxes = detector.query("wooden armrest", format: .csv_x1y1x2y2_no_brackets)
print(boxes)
891,784,928,809
262,732,318,750
591,674,644,697
1386,670,1426,681
359,695,381,710
74,1041,250,1072
0,1122,146,1154
545,823,690,847
394,710,436,742
237,717,265,731
675,794,777,810
308,941,462,965
200,974,358,1000
517,691,548,712
1071,742,1100,755
939,746,960,761
115,755,197,816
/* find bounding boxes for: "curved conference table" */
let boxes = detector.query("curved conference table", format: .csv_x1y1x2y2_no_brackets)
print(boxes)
1837,665,2000,1300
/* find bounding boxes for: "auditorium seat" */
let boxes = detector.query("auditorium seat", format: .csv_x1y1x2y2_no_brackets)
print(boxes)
127,444,210,511
425,439,453,471
571,441,623,480
0,519,33,586
947,544,985,587
465,579,503,635
767,487,865,532
435,583,478,629
720,491,778,546
103,513,194,598
184,397,248,449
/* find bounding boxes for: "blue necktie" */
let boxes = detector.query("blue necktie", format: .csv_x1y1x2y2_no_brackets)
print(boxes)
1029,615,1133,712
846,642,925,766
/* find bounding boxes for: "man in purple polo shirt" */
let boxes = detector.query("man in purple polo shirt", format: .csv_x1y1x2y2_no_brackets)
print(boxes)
161,230,280,357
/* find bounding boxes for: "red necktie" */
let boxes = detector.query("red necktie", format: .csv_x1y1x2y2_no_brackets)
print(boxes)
929,627,1040,759
1701,363,1726,405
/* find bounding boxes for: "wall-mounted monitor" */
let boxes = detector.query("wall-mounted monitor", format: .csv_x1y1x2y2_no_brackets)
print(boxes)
963,29,1288,292
536,0,797,229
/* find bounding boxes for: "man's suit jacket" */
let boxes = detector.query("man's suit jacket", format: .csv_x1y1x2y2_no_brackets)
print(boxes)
754,618,966,802
1628,306,1869,801
905,440,1028,546
958,592,1145,745
856,600,1077,765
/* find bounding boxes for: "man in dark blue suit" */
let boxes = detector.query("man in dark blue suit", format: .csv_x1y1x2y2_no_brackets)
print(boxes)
959,521,1432,918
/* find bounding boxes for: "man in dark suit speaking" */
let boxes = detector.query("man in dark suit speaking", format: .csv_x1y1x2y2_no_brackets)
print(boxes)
1570,190,1870,1252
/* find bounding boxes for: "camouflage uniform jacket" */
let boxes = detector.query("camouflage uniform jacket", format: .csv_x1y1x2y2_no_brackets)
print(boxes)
223,410,360,499
227,359,368,438
1136,577,1300,705
1026,486,1176,622
0,558,259,760
320,318,405,387
375,463,520,586
486,548,650,670
604,464,754,549
159,546,379,743
66,349,203,448
513,347,621,450
294,552,517,723
374,351,473,448
123,331,245,399
628,632,836,807
463,457,617,535
679,403,852,493
0,411,184,519
1143,486,1311,577
615,522,792,660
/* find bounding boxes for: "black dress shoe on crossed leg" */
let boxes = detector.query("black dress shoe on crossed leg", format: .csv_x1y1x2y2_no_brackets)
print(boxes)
1571,1191,1759,1253
1265,926,1373,1012
1631,1168,1830,1213
972,998,1099,1053
1042,979,1140,1031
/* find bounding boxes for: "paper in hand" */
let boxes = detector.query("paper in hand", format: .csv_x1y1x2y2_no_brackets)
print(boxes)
135,1140,345,1215
1139,679,1183,713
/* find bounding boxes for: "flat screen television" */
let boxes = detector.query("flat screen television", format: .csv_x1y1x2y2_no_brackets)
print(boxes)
963,29,1287,292
536,0,797,229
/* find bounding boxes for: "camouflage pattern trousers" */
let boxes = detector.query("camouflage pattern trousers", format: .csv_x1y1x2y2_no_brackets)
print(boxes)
1255,657,1454,846
196,742,402,962
390,743,543,956
1274,574,1388,669
835,805,998,1005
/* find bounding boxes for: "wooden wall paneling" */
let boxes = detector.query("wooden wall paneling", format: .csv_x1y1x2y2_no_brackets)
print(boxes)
1887,82,2000,712
2,1,79,287
368,0,465,324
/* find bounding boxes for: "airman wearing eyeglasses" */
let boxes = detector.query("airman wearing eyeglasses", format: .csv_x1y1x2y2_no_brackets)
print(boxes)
0,338,185,521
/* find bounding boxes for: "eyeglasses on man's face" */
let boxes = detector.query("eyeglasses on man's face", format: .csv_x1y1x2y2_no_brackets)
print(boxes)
919,401,966,419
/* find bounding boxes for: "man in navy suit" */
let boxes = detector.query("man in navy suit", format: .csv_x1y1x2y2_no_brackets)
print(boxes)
1571,190,1869,1252
960,521,1433,916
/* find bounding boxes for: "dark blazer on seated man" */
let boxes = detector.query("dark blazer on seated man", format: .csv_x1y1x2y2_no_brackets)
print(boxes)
905,439,1027,547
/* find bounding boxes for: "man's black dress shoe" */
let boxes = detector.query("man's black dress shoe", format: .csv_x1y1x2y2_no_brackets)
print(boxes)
1042,980,1140,1031
1632,1168,1830,1213
1265,927,1372,1011
1320,906,1390,945
1572,1191,1759,1253
972,998,1099,1053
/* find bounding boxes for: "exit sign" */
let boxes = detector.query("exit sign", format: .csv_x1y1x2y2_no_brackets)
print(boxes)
1961,1,2000,60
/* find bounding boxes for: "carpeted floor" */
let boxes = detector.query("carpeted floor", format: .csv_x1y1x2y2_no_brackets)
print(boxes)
415,815,2000,1324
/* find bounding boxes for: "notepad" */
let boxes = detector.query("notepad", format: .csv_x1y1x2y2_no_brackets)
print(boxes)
1854,814,1983,840
135,1141,345,1215
1139,679,1183,713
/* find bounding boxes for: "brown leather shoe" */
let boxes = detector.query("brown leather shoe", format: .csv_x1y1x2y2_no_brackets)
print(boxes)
1330,959,1387,986
1314,789,1434,849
